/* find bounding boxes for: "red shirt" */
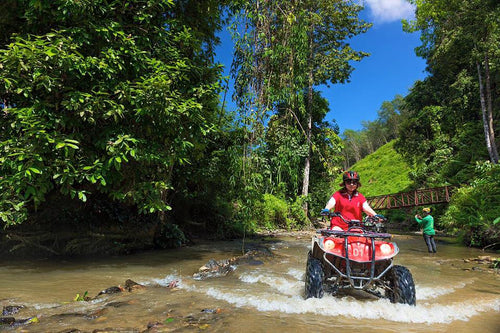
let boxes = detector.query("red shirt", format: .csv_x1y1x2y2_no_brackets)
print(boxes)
330,190,366,230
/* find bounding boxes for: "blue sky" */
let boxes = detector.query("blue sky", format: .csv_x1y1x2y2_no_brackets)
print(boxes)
215,0,428,132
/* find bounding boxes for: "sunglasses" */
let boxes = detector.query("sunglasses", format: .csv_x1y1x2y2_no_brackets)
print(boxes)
345,180,358,185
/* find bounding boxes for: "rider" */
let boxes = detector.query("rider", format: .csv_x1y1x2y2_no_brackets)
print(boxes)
321,170,379,230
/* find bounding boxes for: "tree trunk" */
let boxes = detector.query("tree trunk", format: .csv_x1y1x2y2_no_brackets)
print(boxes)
483,54,499,163
302,21,315,216
477,61,499,164
302,84,313,214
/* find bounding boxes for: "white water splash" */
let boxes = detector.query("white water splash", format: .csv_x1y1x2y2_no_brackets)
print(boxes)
239,271,303,296
286,268,305,280
181,268,500,325
416,279,476,300
148,273,184,288
202,287,500,324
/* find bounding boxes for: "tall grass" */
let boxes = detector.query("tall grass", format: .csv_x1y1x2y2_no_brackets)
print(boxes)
337,141,414,197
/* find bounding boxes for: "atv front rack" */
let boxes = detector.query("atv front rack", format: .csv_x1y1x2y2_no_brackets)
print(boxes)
317,229,394,290
319,229,392,239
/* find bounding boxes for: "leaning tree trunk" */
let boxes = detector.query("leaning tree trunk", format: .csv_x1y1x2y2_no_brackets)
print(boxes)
301,21,315,216
477,60,499,164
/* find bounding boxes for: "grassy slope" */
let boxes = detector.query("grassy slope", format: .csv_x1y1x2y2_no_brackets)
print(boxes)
336,140,414,198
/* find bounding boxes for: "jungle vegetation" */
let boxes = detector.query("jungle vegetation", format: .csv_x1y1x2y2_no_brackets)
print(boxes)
0,0,498,256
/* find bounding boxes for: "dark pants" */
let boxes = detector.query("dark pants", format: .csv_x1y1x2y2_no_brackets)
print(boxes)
423,234,437,253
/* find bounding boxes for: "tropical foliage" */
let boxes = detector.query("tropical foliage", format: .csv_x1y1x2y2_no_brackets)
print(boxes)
0,0,373,256
1,0,498,255
394,0,499,247
0,0,229,254
230,0,370,214
442,162,500,247
336,0,499,248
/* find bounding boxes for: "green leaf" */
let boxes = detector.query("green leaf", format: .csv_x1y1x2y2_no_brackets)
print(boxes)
78,191,87,202
29,167,42,174
24,186,36,199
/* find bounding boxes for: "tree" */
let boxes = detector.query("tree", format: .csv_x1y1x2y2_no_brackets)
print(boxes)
0,0,225,227
405,0,499,164
230,0,370,214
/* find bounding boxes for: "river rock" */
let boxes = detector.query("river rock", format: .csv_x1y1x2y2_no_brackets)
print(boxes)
193,248,272,280
0,316,38,327
124,279,146,292
97,286,124,297
2,305,24,316
0,317,15,325
193,259,235,280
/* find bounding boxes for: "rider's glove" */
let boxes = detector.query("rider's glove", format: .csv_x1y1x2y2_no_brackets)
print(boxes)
374,214,386,220
321,208,330,215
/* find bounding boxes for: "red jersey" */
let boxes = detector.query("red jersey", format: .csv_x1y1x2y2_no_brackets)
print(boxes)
330,190,366,230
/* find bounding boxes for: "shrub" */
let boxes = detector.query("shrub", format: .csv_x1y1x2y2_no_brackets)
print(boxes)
253,194,289,230
442,162,500,248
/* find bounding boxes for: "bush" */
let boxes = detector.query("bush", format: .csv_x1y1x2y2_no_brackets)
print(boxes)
288,196,309,228
442,162,500,248
254,194,289,230
247,194,310,231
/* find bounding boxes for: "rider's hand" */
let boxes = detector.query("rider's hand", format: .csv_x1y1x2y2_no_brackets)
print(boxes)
321,208,330,215
374,214,386,221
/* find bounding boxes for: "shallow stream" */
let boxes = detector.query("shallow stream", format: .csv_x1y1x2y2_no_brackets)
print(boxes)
0,233,498,332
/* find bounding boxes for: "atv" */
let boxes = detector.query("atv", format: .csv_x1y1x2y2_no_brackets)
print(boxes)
305,212,416,305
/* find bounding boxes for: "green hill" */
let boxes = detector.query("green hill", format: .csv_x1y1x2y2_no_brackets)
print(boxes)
337,140,414,197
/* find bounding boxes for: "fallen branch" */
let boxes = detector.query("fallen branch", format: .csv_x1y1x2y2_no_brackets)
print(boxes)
7,233,61,255
482,242,500,251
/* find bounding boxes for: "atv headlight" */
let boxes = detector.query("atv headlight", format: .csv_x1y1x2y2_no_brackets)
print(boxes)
324,239,335,251
380,243,392,255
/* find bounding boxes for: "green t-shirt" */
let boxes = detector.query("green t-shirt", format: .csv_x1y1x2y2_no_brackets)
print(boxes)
415,214,435,235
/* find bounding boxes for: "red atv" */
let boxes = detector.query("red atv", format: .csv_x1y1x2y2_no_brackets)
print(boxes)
305,212,416,305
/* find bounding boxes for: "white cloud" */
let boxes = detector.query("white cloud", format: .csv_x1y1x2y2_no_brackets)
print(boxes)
364,0,415,23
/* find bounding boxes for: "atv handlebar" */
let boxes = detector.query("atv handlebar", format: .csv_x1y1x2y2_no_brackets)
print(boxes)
320,211,387,232
321,211,386,222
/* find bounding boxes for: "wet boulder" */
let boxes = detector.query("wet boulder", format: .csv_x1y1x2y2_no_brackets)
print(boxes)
124,279,146,292
193,258,235,280
0,317,15,325
193,247,272,280
2,305,25,316
96,286,125,297
0,316,38,328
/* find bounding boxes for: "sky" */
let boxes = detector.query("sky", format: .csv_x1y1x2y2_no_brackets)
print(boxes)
215,0,428,132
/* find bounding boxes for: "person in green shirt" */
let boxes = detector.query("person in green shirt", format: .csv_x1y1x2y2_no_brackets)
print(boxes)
415,207,437,253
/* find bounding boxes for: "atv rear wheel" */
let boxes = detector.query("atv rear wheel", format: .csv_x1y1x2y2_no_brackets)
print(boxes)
385,265,416,305
305,251,324,299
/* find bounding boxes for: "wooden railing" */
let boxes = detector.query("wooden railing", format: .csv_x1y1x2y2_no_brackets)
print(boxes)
367,186,456,210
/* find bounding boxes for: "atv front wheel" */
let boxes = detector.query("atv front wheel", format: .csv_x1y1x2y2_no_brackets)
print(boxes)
385,265,416,305
305,251,324,299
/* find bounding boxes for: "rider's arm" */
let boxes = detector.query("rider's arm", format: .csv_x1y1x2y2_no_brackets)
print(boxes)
362,201,376,216
324,197,336,211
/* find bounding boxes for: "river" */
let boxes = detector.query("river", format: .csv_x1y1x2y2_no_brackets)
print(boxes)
0,232,498,332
